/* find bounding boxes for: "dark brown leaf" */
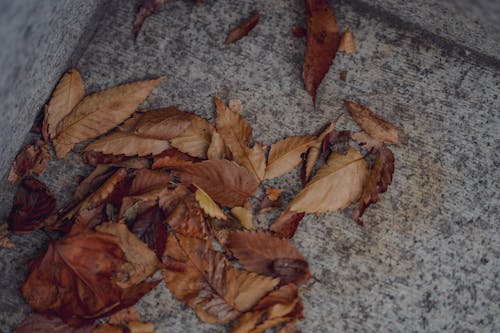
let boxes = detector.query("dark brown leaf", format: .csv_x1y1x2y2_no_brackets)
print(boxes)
353,146,395,224
303,0,340,106
8,178,56,234
258,188,283,214
13,313,92,333
129,169,171,196
223,231,310,286
292,26,306,38
134,0,166,40
8,140,50,185
130,204,167,258
224,13,260,45
270,209,305,239
152,148,201,169
21,226,157,326
170,160,259,207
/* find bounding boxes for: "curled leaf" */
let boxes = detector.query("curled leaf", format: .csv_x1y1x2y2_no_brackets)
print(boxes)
353,146,395,224
344,100,405,145
224,13,260,45
8,140,50,185
8,178,56,234
303,0,340,105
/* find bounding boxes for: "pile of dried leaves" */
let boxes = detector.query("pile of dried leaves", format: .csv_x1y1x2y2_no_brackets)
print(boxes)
3,1,405,332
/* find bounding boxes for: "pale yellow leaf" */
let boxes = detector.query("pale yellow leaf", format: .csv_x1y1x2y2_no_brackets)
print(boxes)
290,147,368,213
265,136,317,180
53,77,165,158
231,207,254,229
214,97,265,180
207,131,227,160
43,68,85,140
195,185,227,220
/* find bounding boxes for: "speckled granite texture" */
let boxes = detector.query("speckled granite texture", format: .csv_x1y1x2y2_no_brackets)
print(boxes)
0,0,499,332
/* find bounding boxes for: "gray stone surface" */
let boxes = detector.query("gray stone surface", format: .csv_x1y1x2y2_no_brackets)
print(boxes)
1,0,499,332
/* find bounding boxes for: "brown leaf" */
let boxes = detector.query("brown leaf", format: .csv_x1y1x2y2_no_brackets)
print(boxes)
96,222,160,288
163,233,280,324
265,136,317,180
14,313,92,333
301,120,337,185
0,223,15,249
292,26,306,38
270,209,305,239
171,159,259,207
8,140,50,185
152,148,200,169
72,164,116,203
21,226,157,326
353,146,394,224
277,320,301,333
231,284,303,333
338,28,355,53
258,188,283,214
127,321,155,333
128,204,167,258
134,0,166,39
290,147,368,213
230,207,254,229
133,106,194,140
350,131,384,152
223,231,310,286
224,13,260,45
344,100,405,145
53,77,165,158
8,178,56,234
303,0,340,106
91,323,123,333
169,114,214,159
129,169,171,196
214,97,265,180
159,185,207,238
43,68,86,141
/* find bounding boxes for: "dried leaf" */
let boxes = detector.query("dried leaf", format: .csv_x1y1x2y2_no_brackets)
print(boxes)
350,131,384,152
72,164,116,203
91,323,123,333
290,147,368,213
259,188,283,214
8,140,50,185
172,159,259,207
159,185,207,238
127,321,155,333
129,169,171,195
53,77,165,158
277,320,301,333
265,136,316,180
43,68,86,141
292,26,306,38
338,28,355,53
129,204,167,258
270,209,305,239
133,106,193,140
97,222,159,288
223,231,310,286
302,120,337,185
14,313,92,333
214,97,265,180
195,185,227,220
8,178,56,234
134,0,166,39
353,146,394,224
163,233,280,324
207,131,228,160
303,0,340,106
169,115,214,159
224,13,260,45
152,148,200,169
21,226,157,326
231,207,254,229
344,100,405,145
231,284,302,333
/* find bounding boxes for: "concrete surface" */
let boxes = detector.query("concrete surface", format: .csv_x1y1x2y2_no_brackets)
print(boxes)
0,0,499,332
